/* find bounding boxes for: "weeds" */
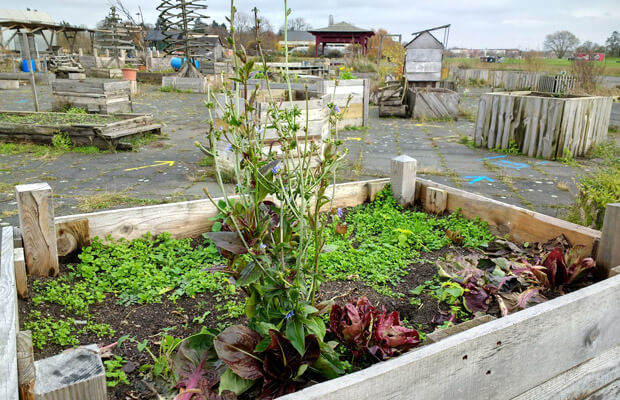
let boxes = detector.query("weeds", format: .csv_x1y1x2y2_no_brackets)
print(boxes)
318,186,494,296
75,192,161,212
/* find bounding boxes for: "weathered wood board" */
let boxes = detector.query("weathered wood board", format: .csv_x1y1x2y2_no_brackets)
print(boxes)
0,110,162,150
0,226,18,400
52,79,132,114
474,92,613,159
323,79,369,127
407,88,459,120
53,177,599,254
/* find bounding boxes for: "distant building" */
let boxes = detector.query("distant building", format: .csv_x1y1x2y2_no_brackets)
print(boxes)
404,30,444,84
308,21,374,57
279,30,314,50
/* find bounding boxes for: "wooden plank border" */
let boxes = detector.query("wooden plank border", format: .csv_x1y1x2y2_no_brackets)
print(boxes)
0,226,18,400
281,274,620,400
53,178,599,253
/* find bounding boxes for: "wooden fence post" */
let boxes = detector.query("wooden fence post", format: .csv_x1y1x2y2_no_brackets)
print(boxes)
390,155,417,207
596,203,620,277
17,331,35,400
15,183,59,277
13,248,27,298
425,187,448,214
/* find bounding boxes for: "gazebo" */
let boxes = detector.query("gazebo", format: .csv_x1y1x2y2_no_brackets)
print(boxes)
308,22,374,57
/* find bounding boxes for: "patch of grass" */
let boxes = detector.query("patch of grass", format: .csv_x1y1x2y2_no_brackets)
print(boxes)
558,148,580,167
0,209,18,218
76,192,161,212
51,132,72,150
123,132,162,149
0,111,120,126
159,86,194,94
199,155,215,167
459,135,475,148
565,142,620,228
0,182,18,194
318,186,494,297
493,140,521,156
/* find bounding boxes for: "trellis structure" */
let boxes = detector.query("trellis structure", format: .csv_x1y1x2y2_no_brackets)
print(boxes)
95,7,142,68
156,0,210,77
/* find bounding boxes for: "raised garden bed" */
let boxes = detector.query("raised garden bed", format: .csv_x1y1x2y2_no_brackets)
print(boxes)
2,171,618,399
475,91,613,159
212,89,329,167
52,79,133,114
0,110,162,150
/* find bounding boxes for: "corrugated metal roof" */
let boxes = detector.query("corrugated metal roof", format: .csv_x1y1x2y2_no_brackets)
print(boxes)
0,9,54,24
309,22,372,33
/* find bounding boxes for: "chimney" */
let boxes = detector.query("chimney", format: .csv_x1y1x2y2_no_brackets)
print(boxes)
329,15,334,26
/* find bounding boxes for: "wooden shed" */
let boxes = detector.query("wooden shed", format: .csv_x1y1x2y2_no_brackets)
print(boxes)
404,31,444,85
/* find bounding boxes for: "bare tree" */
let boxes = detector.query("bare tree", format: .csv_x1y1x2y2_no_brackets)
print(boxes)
289,17,312,31
544,31,579,59
234,12,252,34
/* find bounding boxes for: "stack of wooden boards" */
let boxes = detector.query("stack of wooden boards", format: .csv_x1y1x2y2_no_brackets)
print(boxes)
378,82,408,118
52,80,132,114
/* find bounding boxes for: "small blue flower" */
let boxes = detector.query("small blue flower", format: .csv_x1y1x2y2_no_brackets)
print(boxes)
337,208,343,218
272,164,281,174
254,125,264,134
285,310,294,320
225,144,233,152
260,243,266,249
219,125,224,131
334,106,341,113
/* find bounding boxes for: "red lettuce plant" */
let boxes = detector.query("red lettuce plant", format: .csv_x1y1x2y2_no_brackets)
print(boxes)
329,297,420,361
516,246,595,290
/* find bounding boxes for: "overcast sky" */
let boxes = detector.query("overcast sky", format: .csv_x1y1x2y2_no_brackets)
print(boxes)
14,0,619,49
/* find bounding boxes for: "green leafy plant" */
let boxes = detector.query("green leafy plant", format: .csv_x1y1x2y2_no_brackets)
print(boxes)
104,355,130,387
119,333,183,383
51,131,73,150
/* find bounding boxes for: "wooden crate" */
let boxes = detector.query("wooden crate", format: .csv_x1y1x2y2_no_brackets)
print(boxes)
323,79,370,128
474,91,613,159
0,110,161,150
52,79,132,114
2,176,618,399
212,90,329,167
406,88,459,120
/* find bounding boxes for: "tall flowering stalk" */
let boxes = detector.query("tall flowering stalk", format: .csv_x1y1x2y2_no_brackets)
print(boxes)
189,0,350,395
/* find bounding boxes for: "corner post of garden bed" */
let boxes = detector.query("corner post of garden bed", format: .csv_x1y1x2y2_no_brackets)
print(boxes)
390,155,417,207
596,202,620,277
15,183,59,277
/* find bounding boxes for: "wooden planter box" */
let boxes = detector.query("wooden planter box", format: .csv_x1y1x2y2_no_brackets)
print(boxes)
87,67,123,79
406,88,459,120
244,78,370,128
2,172,618,399
52,79,133,114
161,76,209,93
0,110,161,150
323,78,370,128
212,89,329,167
475,91,613,159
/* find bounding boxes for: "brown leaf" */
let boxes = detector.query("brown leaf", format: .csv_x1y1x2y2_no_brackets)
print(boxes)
214,325,263,380
205,232,248,255
446,229,464,245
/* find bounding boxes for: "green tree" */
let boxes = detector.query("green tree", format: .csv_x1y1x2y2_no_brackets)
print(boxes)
543,31,579,58
605,31,620,57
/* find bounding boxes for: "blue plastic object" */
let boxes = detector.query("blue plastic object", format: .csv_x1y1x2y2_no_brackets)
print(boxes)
21,59,36,73
170,57,182,70
170,57,199,71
